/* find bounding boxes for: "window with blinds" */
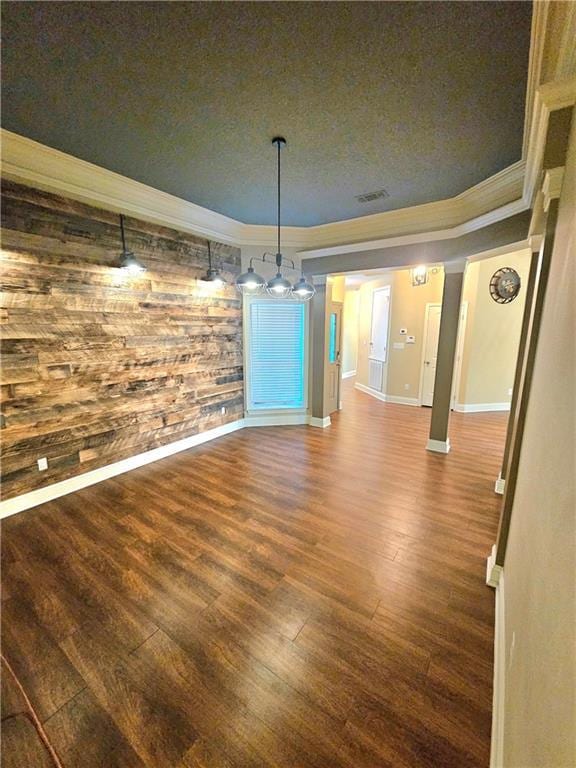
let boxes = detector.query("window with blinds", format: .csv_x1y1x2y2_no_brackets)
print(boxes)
248,300,306,410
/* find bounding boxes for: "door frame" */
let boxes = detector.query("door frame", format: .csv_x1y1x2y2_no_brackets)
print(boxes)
451,301,468,409
327,301,344,412
418,301,468,407
369,285,392,363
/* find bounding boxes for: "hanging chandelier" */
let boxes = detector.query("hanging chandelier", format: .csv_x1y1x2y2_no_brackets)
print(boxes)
235,137,315,301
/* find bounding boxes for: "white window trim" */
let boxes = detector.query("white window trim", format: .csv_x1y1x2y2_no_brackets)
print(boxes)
242,294,310,417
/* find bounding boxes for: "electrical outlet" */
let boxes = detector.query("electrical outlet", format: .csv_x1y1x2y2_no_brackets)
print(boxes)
221,406,226,415
404,383,410,391
37,457,48,471
508,387,513,396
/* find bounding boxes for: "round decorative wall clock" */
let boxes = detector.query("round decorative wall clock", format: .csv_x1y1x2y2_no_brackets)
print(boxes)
489,267,521,304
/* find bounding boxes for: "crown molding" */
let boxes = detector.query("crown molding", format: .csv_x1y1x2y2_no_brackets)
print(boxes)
1,5,573,259
521,0,575,167
236,223,310,248
0,130,246,245
522,0,549,157
297,197,527,258
285,160,526,251
542,166,565,211
519,1,575,210
528,233,545,252
540,0,576,84
522,77,576,209
2,129,526,254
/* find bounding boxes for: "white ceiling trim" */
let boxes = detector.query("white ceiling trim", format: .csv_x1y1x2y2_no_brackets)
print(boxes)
542,166,565,211
1,9,573,257
522,0,548,158
553,2,576,81
520,1,576,208
1,129,525,252
0,130,245,244
297,198,527,258
285,160,526,250
522,77,576,210
521,1,576,164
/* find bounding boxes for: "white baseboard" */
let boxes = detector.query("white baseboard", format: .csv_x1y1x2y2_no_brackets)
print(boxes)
385,394,419,407
243,412,309,427
342,370,357,379
490,566,506,768
454,402,511,413
354,383,419,407
486,543,503,588
355,382,387,402
0,419,245,519
426,437,451,454
308,416,331,428
495,473,506,495
1,409,338,517
246,413,331,429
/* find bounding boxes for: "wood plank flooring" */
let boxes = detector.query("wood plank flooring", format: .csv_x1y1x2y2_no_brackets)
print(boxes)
1,382,507,767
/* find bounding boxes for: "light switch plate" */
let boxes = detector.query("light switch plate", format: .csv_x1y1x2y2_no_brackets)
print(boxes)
393,342,405,350
37,457,48,471
406,335,416,344
399,328,407,335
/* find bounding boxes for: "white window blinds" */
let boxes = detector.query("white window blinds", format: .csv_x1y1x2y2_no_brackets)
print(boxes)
248,301,306,410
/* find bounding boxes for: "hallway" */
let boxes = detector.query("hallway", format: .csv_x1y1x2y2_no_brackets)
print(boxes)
2,388,508,768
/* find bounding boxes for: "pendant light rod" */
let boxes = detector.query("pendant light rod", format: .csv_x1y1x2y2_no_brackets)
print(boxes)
272,137,286,262
249,252,296,272
120,214,128,253
234,136,314,301
118,214,146,274
277,138,281,256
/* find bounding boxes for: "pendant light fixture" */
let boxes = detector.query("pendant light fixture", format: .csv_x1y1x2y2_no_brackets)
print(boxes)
235,137,315,302
118,214,146,274
236,265,266,295
200,240,226,287
293,274,315,300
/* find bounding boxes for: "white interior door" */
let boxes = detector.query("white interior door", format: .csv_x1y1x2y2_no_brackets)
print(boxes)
421,304,442,407
370,287,391,362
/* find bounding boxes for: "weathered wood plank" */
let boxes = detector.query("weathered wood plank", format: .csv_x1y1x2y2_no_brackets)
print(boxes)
0,180,243,499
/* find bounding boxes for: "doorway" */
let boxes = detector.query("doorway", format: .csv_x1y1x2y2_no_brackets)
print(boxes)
419,301,467,407
367,285,391,394
327,302,343,413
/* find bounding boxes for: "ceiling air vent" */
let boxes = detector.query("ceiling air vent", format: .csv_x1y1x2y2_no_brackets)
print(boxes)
355,188,389,204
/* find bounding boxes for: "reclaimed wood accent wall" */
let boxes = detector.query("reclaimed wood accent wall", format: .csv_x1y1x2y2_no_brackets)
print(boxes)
0,181,243,500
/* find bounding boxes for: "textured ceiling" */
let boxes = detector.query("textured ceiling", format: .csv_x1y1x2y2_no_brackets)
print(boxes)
2,2,532,226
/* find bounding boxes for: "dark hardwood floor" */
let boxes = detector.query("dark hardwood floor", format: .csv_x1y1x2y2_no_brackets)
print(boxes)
1,382,507,767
